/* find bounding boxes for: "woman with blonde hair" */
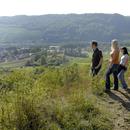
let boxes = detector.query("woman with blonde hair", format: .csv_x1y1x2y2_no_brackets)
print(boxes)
105,39,120,92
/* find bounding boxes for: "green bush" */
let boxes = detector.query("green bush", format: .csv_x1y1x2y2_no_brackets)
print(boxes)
63,63,80,86
0,65,113,130
91,76,105,96
15,97,41,130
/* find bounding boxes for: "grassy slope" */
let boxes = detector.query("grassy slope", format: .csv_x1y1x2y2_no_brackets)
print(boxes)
0,57,130,130
0,58,31,68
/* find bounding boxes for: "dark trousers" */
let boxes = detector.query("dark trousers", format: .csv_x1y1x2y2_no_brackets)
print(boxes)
92,66,101,76
105,64,119,90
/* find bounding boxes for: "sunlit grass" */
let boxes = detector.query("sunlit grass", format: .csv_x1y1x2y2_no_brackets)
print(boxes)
1,54,129,130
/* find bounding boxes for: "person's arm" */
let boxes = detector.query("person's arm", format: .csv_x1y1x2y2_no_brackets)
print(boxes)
95,57,103,69
95,51,103,69
123,56,129,66
109,51,117,65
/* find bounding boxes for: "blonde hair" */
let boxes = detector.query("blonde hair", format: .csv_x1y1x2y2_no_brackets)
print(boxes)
111,39,119,51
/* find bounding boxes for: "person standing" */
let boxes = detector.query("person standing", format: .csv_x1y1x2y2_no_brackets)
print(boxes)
91,41,103,76
118,47,129,90
105,39,120,92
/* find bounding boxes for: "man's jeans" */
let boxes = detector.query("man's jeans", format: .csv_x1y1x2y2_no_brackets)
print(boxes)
118,69,128,89
105,64,119,90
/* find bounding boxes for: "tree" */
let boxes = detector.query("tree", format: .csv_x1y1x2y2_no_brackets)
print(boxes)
40,55,46,65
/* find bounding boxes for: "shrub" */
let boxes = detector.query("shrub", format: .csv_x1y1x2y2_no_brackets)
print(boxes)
91,75,105,96
15,97,41,130
63,63,80,86
0,65,113,130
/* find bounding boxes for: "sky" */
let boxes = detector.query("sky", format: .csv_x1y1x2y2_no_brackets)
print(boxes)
0,0,130,16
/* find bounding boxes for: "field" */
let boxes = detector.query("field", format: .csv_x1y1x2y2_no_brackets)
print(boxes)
0,58,31,69
0,57,130,130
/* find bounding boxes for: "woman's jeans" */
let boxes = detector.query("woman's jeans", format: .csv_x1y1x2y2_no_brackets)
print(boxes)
105,64,119,90
118,69,128,89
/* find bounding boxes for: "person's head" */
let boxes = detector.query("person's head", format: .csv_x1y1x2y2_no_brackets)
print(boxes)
120,47,129,55
91,41,98,50
111,39,119,51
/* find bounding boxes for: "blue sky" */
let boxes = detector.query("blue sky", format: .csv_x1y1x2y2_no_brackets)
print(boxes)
0,0,130,16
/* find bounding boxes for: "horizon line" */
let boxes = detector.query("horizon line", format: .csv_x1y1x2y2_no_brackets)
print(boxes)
0,13,130,17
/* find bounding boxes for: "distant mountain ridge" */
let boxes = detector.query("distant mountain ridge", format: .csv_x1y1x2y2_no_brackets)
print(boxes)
0,13,130,44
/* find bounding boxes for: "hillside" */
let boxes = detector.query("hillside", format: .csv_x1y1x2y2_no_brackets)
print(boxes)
0,13,130,44
0,59,130,130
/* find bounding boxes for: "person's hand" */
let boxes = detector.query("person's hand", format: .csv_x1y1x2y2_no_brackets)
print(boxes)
109,59,112,63
95,66,99,69
90,63,92,67
109,59,112,65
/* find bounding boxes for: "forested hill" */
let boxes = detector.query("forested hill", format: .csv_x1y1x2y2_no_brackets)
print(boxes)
0,13,130,44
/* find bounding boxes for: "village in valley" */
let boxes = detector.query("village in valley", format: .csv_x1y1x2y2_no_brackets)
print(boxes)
0,45,88,67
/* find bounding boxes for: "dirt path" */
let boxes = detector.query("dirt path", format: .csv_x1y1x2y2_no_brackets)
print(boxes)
106,89,130,130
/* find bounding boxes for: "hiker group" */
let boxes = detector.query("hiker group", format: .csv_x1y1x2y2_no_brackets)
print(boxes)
91,39,129,92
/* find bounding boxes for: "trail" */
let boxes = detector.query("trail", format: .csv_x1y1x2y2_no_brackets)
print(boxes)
106,89,130,130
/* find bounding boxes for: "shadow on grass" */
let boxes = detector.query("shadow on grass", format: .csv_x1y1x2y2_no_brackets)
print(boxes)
107,91,130,111
126,88,130,94
118,90,130,101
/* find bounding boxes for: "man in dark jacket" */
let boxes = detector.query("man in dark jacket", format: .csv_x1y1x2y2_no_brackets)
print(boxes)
91,41,103,76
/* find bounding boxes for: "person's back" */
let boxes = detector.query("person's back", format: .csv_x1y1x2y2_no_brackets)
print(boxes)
92,48,102,68
120,54,129,67
110,49,119,65
105,39,120,92
91,41,103,76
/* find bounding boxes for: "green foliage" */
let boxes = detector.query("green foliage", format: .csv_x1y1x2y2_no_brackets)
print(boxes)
40,55,47,65
0,64,113,130
63,63,80,86
91,76,105,96
15,97,41,130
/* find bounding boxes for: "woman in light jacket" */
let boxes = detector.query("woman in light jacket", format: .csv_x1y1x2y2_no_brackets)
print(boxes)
118,47,129,90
